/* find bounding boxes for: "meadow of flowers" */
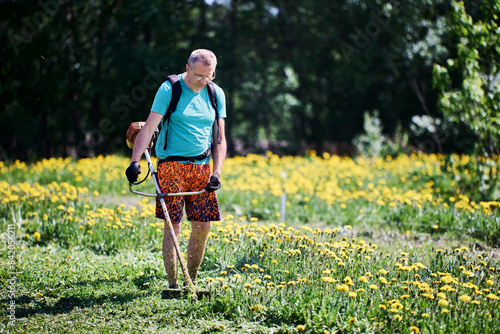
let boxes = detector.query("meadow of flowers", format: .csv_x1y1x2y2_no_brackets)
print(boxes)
1,153,499,333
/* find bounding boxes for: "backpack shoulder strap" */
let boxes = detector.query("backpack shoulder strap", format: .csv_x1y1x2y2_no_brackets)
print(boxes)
206,82,218,114
166,74,182,115
162,74,182,150
207,82,221,145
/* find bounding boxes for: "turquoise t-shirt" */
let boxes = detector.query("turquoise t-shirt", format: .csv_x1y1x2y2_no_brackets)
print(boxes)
151,74,226,164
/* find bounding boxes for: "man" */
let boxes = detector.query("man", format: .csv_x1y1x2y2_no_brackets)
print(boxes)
125,49,227,289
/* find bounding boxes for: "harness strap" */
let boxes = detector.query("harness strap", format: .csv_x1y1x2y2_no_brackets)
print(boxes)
158,147,211,164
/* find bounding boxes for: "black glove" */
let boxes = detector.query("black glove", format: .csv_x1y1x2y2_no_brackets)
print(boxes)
205,172,221,193
126,161,141,184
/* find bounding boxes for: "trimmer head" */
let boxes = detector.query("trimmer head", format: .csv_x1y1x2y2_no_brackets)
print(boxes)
161,287,212,300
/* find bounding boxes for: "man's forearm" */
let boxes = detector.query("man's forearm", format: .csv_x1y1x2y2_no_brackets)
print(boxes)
212,139,227,175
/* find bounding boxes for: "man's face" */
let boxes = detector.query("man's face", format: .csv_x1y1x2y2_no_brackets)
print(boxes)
186,61,216,90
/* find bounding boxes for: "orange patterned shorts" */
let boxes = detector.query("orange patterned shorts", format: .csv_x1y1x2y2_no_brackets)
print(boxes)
155,161,220,224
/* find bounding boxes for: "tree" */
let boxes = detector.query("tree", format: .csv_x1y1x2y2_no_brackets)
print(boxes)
433,0,500,199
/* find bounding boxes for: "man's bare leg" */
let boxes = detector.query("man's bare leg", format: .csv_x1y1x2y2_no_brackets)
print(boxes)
186,221,211,284
162,222,182,287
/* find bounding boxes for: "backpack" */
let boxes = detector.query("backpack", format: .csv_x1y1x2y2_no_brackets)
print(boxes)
159,74,220,161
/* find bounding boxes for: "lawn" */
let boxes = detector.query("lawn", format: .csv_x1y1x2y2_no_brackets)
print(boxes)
1,153,499,333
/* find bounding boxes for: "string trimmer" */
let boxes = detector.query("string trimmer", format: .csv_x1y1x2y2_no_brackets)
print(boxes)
126,122,211,300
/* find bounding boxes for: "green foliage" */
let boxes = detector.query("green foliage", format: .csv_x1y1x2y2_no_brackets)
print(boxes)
0,0,464,159
352,111,409,157
432,0,500,200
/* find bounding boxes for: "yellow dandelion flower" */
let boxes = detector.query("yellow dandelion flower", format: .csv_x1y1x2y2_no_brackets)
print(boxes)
296,325,306,332
486,280,494,286
336,284,349,292
409,326,420,333
422,313,430,318
459,295,472,302
33,231,41,241
348,317,357,324
348,292,358,298
394,315,403,321
369,284,379,290
250,304,264,311
359,276,368,283
441,308,449,314
438,299,449,307
379,305,387,310
486,293,500,300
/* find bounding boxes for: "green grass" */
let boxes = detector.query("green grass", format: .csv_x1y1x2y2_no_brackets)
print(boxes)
1,153,499,333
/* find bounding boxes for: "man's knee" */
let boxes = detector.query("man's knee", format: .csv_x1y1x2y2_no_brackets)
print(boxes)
191,221,211,235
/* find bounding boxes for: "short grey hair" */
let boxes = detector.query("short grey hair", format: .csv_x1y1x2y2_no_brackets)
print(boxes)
188,49,217,69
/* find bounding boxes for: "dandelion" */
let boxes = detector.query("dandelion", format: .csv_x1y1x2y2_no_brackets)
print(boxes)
296,325,306,332
394,315,403,321
409,326,420,333
250,304,264,312
437,292,447,299
459,295,472,302
438,299,449,307
369,284,379,290
348,318,357,324
486,280,494,286
359,276,368,283
348,292,358,298
486,293,500,300
336,284,349,292
33,231,41,241
422,313,430,318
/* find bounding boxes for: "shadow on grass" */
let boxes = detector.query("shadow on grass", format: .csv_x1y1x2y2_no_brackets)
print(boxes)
2,277,163,319
6,291,153,318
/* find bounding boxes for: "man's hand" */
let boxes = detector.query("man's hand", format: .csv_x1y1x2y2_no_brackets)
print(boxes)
205,172,221,193
126,161,141,184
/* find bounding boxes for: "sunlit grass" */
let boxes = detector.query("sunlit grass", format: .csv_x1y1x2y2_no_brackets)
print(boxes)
0,152,499,333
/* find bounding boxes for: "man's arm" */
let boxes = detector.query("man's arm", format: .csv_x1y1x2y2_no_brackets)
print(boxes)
131,112,164,162
211,118,227,175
